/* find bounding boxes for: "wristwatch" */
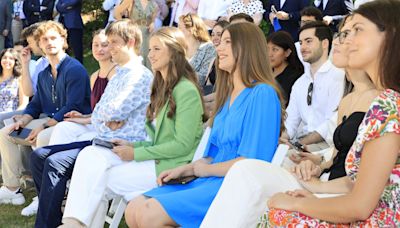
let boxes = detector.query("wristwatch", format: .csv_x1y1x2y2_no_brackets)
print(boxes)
42,123,50,129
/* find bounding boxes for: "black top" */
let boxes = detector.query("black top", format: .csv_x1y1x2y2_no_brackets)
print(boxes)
202,62,216,96
326,111,366,180
275,65,302,105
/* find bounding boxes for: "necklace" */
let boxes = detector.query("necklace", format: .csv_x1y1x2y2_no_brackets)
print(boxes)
97,64,117,79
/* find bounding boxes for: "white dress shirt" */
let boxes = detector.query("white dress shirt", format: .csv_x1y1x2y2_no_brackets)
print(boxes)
285,60,344,140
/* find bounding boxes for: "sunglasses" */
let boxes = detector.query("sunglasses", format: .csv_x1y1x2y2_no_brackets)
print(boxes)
307,82,313,106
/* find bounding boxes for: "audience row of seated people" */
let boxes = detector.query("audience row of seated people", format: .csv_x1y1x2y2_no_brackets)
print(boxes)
0,0,399,227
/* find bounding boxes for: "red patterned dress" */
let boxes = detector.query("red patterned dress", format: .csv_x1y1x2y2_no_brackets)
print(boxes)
259,89,400,228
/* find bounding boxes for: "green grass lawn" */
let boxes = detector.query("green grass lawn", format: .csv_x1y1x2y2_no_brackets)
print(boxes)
0,53,131,228
0,187,36,227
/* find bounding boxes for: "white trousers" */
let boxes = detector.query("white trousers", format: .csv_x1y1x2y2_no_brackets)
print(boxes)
49,121,97,145
201,159,302,228
63,145,157,226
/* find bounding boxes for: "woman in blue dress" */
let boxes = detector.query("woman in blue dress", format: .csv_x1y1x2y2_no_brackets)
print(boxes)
124,22,285,228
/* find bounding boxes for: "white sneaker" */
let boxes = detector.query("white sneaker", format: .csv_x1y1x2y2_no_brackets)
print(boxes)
0,186,25,205
21,196,38,216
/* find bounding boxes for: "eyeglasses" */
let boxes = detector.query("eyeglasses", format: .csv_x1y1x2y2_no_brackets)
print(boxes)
333,30,350,44
307,82,313,106
183,13,194,27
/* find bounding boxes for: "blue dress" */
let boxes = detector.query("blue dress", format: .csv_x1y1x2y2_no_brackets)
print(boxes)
144,83,282,227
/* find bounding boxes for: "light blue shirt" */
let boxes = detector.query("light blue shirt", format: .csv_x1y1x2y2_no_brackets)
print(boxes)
91,57,153,142
32,57,49,94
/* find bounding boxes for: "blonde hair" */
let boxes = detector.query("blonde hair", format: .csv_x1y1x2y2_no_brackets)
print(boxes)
105,19,142,55
212,22,286,133
147,27,206,121
34,21,68,50
179,13,210,42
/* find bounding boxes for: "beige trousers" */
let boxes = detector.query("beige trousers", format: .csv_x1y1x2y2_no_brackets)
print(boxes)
0,118,53,187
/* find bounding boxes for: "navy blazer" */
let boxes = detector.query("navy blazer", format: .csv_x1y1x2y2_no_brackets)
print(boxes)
23,0,54,25
265,0,309,41
56,0,83,29
313,0,351,32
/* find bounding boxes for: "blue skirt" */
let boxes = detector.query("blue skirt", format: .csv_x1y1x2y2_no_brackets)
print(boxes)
144,176,224,228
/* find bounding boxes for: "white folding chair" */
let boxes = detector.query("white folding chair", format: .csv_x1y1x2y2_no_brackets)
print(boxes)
103,127,212,228
271,144,289,166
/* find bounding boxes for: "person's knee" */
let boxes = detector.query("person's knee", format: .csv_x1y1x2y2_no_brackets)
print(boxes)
125,196,147,227
30,148,47,171
136,199,164,227
36,129,51,148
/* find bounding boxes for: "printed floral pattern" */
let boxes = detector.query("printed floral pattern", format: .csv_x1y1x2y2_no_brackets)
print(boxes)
259,89,400,227
0,77,19,113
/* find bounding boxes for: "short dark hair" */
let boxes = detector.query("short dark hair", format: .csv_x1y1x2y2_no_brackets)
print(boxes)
300,7,323,22
20,22,42,40
14,40,28,47
229,13,254,23
213,20,229,30
299,21,333,52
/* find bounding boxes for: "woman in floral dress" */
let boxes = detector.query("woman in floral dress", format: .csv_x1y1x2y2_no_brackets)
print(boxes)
0,48,25,113
264,0,400,227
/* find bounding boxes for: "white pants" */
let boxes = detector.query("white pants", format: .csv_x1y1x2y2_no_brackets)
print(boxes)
201,159,302,228
49,121,96,145
63,145,157,226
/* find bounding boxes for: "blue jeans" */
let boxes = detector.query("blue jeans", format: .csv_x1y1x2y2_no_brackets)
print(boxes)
31,141,92,228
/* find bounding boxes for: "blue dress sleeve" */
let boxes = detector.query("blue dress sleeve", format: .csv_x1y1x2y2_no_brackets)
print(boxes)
236,84,281,162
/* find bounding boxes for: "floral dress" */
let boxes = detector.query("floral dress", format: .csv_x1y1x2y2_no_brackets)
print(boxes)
259,89,400,227
0,77,19,113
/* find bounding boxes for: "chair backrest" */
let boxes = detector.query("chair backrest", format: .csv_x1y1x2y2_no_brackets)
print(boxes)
271,144,289,166
192,127,211,162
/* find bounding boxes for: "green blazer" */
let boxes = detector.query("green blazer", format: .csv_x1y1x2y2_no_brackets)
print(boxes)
133,78,204,176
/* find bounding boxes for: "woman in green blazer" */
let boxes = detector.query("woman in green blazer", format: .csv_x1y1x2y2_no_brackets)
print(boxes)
59,27,205,227
111,27,206,176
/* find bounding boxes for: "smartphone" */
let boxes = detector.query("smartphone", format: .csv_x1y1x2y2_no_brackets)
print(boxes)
164,176,197,185
92,138,115,149
292,141,310,153
9,128,32,140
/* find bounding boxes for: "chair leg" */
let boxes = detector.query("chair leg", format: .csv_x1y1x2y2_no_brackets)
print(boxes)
105,196,127,228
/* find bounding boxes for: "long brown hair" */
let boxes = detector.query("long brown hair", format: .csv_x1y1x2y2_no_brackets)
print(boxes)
211,22,286,133
353,0,400,92
146,27,206,121
0,49,22,78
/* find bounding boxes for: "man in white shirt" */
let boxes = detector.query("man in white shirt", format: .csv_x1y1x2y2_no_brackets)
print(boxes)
197,0,233,29
282,21,344,149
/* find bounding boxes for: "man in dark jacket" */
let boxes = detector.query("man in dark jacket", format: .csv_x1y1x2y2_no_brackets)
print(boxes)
23,0,55,25
57,0,83,63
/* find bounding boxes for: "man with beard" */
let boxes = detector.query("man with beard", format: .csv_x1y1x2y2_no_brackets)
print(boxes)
281,21,344,154
0,21,91,205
